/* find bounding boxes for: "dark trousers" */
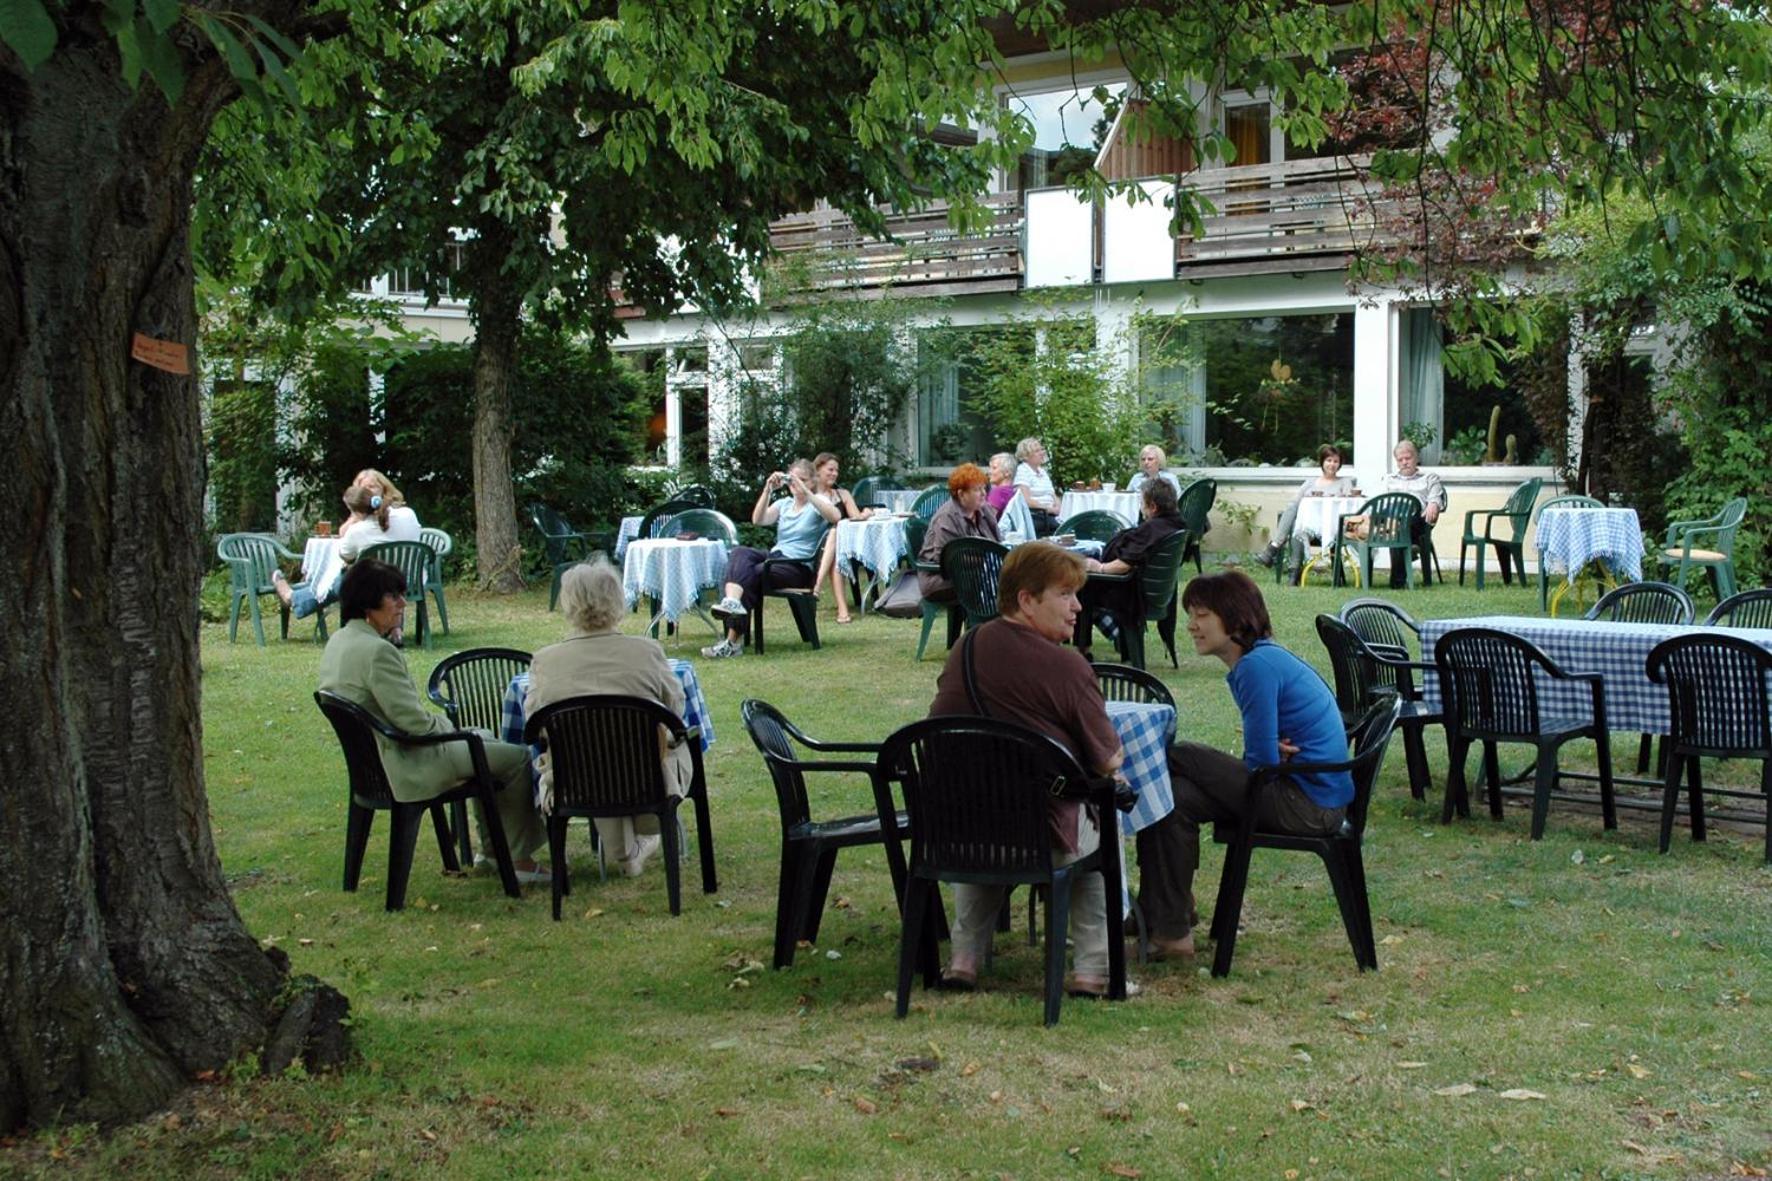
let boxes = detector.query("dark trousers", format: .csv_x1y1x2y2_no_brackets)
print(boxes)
1030,508,1059,537
1166,741,1346,935
722,546,813,638
1390,517,1435,587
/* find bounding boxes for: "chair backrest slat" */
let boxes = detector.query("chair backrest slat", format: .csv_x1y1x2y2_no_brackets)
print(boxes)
943,538,1009,627
1583,581,1695,624
1056,510,1125,542
314,691,398,807
1434,628,1550,740
526,695,682,814
1706,588,1772,628
428,648,533,731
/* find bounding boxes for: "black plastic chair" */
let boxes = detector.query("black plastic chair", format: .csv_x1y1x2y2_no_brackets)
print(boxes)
1056,509,1126,543
1339,598,1424,663
872,715,1127,1026
741,700,907,968
1433,627,1617,840
943,537,1010,630
1093,662,1175,728
672,484,716,507
1209,700,1399,978
426,647,534,865
752,518,832,655
661,508,739,544
523,694,717,920
638,498,702,544
1177,478,1217,574
1316,614,1440,801
359,540,437,648
1646,633,1772,861
313,690,522,910
1333,492,1425,590
528,503,605,611
1459,477,1543,589
1583,581,1696,773
1706,588,1772,628
1582,581,1696,625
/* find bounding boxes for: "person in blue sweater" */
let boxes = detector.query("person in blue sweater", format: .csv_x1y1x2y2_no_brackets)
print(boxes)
1166,569,1353,955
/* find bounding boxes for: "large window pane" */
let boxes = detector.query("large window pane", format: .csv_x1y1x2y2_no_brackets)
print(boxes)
1198,313,1354,466
1401,308,1546,465
1007,83,1126,190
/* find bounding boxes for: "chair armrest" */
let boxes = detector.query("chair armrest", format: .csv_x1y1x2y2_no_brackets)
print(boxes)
1664,522,1727,556
1461,507,1500,535
383,724,495,784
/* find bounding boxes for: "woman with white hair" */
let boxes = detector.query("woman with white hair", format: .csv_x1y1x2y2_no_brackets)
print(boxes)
1126,444,1182,496
1013,437,1060,536
525,557,691,878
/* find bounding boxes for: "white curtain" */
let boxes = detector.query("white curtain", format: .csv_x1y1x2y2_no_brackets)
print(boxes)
919,359,960,464
1401,309,1445,464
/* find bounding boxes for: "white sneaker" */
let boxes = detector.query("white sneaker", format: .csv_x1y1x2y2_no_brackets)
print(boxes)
619,834,661,877
710,596,745,621
701,639,743,659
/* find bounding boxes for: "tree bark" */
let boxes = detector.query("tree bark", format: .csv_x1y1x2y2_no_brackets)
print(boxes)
468,224,525,593
0,7,304,1128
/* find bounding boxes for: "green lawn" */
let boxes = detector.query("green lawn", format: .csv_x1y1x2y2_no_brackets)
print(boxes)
9,574,1771,1179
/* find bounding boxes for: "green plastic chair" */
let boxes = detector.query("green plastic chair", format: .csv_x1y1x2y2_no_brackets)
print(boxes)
418,526,453,635
910,486,948,522
851,475,905,510
1458,477,1543,589
1056,509,1126,543
1115,531,1188,670
1176,478,1217,574
361,540,437,648
216,532,302,646
904,516,961,661
528,503,604,611
1332,493,1424,590
1532,495,1605,611
1661,496,1748,601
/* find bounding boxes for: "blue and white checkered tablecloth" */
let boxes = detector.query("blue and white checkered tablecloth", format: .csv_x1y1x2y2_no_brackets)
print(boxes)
502,658,713,757
613,515,642,560
875,489,924,514
621,538,728,623
1106,700,1175,837
835,516,909,581
1418,615,1772,734
1535,507,1644,582
997,491,1037,543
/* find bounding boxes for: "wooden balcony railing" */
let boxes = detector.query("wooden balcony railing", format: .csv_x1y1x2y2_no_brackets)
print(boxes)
764,193,1023,299
1175,154,1386,266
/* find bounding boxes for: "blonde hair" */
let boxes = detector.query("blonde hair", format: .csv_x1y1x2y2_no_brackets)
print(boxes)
558,557,626,634
354,468,405,506
1014,437,1043,464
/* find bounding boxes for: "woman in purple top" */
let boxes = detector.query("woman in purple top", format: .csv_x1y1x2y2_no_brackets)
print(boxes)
985,452,1018,515
1158,570,1352,957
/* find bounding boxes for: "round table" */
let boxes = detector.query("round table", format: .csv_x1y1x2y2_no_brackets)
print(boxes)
835,516,909,581
302,537,340,581
1293,494,1368,545
621,538,730,630
1536,507,1644,616
1058,490,1140,524
873,489,925,515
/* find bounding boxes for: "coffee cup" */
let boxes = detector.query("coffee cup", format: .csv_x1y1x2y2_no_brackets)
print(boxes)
1102,482,1116,492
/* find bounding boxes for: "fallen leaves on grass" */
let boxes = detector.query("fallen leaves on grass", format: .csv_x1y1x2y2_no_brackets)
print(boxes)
1433,1083,1479,1097
1498,1089,1547,1101
1105,1164,1142,1178
852,1096,878,1115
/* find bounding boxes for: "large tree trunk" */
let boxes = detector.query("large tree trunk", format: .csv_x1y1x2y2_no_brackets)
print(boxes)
0,7,301,1128
469,226,525,593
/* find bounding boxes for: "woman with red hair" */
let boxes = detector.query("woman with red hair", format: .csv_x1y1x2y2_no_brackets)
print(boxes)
916,462,1002,604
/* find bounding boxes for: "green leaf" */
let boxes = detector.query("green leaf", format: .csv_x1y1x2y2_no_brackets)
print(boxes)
252,33,301,107
241,12,301,62
143,0,179,35
114,17,143,88
136,14,185,101
0,0,59,69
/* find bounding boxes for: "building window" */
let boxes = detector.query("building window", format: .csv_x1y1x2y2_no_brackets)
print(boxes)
1159,313,1353,467
1005,82,1127,190
1400,308,1546,466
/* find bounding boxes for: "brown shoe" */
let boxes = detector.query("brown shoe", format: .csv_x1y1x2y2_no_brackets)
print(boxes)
1138,933,1196,961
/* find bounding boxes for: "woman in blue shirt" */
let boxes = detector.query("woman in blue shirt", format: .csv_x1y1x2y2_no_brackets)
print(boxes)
1161,570,1352,956
703,458,840,658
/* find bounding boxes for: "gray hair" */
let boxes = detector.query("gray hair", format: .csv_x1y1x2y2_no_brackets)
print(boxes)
558,557,626,634
1393,438,1420,458
1140,443,1168,467
1014,437,1043,463
989,452,1016,480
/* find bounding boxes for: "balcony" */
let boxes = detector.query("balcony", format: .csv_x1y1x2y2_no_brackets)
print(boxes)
764,193,1024,300
752,154,1391,303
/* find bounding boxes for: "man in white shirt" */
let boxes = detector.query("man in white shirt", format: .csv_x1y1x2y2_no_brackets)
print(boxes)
1380,438,1447,587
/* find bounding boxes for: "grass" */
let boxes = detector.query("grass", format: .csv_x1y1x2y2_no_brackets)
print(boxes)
7,573,1771,1180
